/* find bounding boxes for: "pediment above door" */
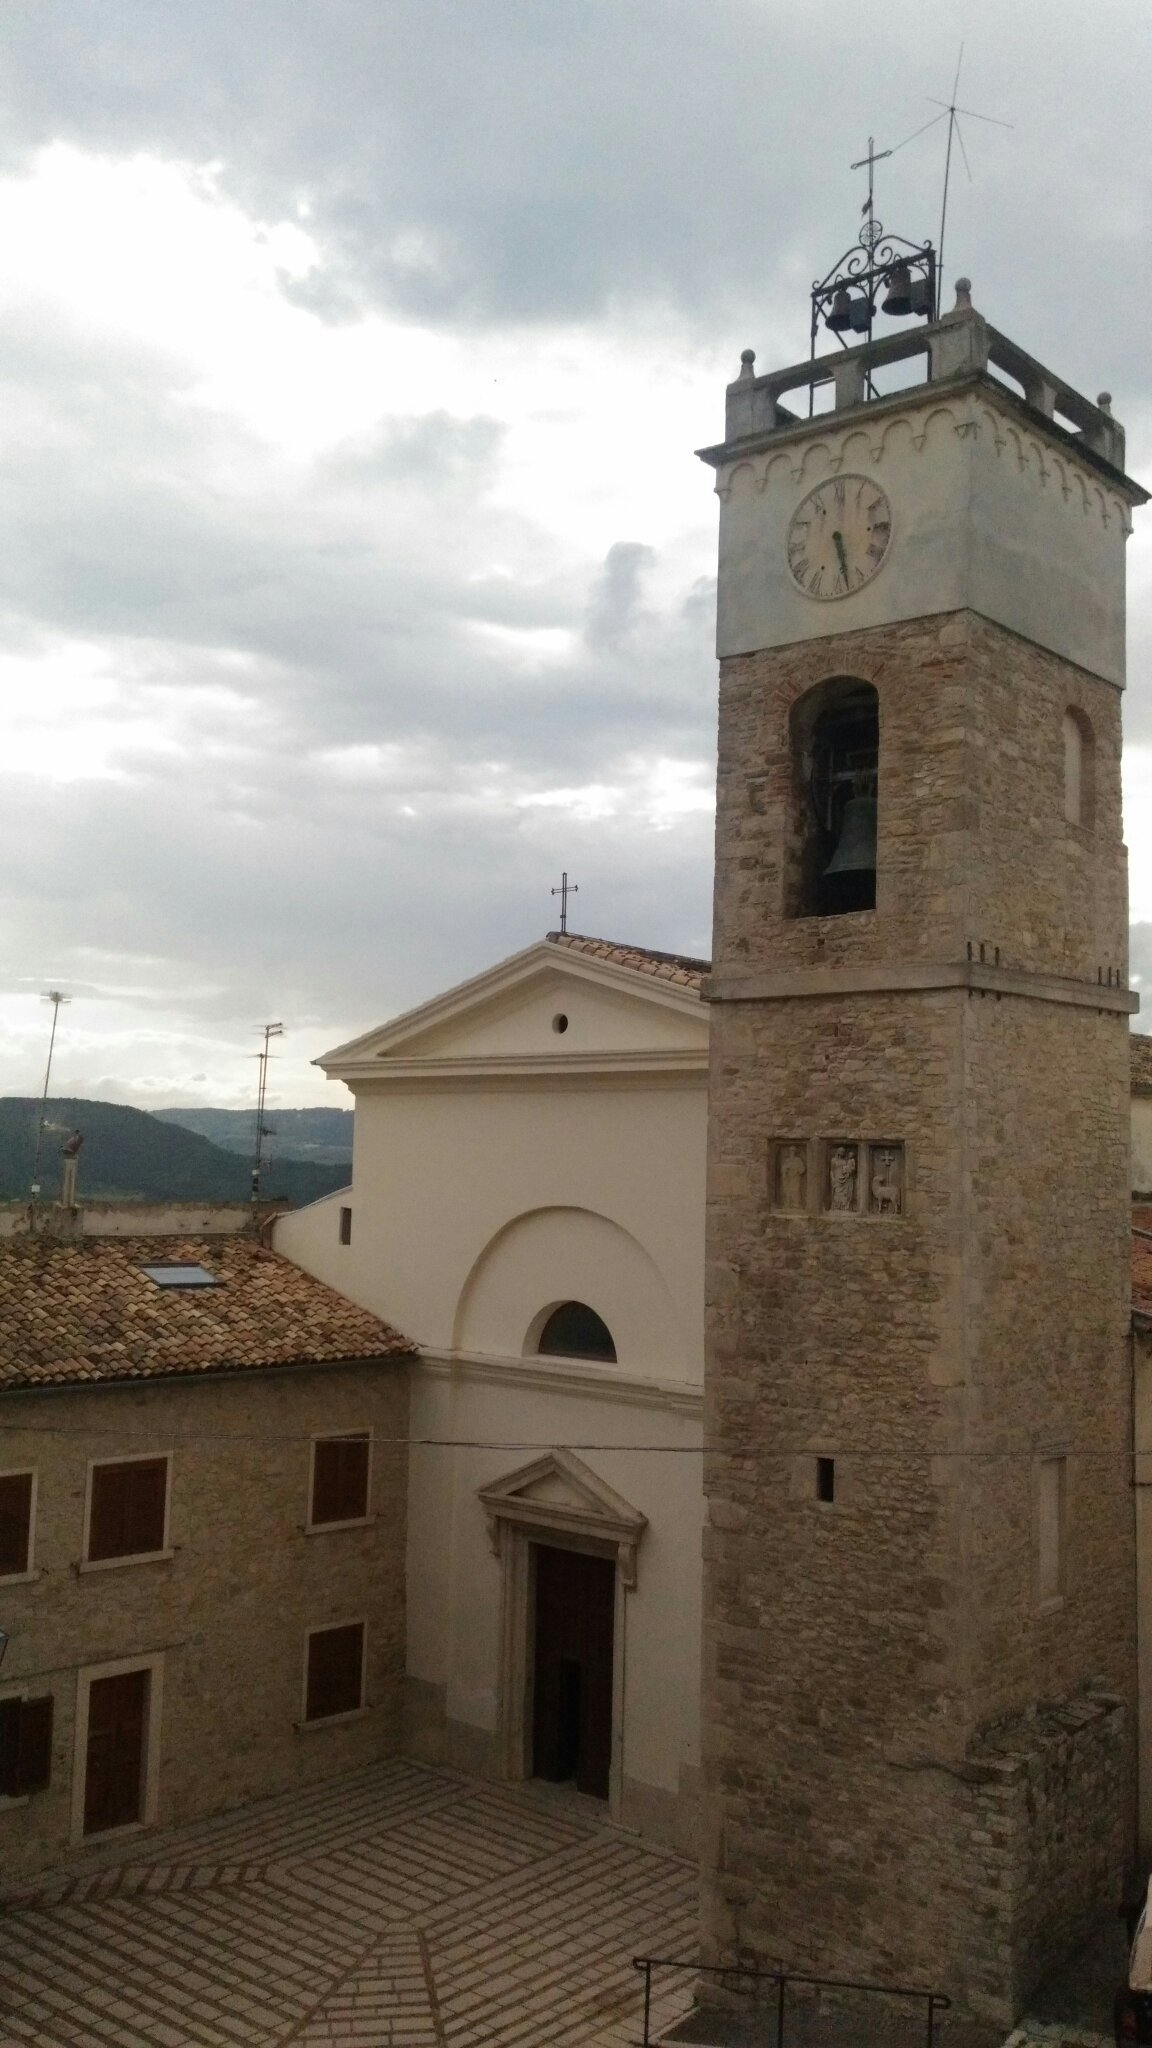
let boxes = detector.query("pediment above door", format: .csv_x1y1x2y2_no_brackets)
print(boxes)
478,1448,648,1587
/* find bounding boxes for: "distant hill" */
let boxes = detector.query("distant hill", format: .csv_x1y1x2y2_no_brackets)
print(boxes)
153,1105,353,1167
0,1099,350,1206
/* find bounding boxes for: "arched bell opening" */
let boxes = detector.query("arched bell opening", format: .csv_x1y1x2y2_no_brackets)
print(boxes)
788,678,880,918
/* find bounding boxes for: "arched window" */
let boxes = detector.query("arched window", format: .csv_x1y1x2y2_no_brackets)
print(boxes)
1063,708,1094,829
788,678,879,917
536,1302,617,1362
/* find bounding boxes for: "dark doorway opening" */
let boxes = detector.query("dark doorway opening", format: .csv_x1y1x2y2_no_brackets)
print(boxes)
531,1544,615,1800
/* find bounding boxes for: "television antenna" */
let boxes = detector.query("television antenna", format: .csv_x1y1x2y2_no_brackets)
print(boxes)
251,1022,284,1203
30,989,70,1201
884,47,1012,297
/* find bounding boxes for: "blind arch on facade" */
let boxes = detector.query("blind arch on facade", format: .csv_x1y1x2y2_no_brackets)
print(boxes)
1063,707,1094,829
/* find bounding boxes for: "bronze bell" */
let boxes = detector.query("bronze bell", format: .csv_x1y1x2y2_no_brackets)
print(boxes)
909,276,934,318
848,293,872,333
881,262,913,317
823,789,878,878
826,287,852,333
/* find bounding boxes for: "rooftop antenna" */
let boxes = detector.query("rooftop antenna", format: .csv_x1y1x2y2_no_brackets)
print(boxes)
909,46,1013,299
30,989,70,1201
251,1022,284,1204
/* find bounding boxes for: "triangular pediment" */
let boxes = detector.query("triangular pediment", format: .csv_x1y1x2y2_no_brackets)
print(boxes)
319,939,707,1076
478,1448,648,1585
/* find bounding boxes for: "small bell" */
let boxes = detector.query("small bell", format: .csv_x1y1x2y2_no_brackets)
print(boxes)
909,276,934,318
881,263,913,317
826,287,852,333
847,293,872,333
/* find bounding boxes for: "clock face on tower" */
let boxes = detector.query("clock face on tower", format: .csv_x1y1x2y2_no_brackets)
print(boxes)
786,475,892,601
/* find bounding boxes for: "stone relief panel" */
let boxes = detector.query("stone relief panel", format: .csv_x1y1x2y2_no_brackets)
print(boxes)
867,1143,904,1215
819,1140,905,1215
770,1140,809,1213
825,1142,860,1213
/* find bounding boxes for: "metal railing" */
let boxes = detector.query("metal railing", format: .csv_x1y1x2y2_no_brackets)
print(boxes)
632,1954,951,2048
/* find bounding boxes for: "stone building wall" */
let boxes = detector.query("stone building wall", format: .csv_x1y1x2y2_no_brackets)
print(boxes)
702,610,1136,2023
0,1358,408,1883
712,609,1126,982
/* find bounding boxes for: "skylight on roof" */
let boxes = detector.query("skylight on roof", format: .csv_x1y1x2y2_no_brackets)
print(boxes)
141,1264,222,1289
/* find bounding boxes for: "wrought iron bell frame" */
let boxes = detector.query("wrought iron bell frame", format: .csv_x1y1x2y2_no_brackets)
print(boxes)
809,224,937,410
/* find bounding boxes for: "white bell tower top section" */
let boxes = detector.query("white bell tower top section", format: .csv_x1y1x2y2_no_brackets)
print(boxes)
698,281,1147,687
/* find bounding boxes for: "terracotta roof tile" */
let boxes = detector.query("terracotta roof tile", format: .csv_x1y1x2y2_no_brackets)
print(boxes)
0,1234,415,1393
546,930,709,992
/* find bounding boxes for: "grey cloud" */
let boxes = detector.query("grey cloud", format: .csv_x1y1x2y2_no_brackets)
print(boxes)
585,541,655,650
1,1,1149,397
0,0,1150,1105
1130,925,1152,1007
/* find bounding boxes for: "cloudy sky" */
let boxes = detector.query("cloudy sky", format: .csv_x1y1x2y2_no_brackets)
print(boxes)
1,0,1151,1111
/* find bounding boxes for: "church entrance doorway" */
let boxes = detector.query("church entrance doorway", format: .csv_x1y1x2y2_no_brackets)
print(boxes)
531,1543,615,1799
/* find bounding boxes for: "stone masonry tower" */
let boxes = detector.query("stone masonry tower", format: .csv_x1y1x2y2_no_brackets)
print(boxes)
698,281,1147,2025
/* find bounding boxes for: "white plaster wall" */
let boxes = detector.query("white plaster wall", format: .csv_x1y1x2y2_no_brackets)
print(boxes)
292,1079,707,1380
407,1363,703,1803
715,388,1129,684
273,1188,355,1294
398,971,704,1059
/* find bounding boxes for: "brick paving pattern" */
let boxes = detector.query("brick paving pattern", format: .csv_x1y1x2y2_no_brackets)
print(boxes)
0,1760,697,2047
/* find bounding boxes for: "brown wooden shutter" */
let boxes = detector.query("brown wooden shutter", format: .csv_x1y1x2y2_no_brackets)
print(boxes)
0,1697,21,1797
84,1669,147,1834
0,1696,53,1797
88,1459,168,1560
311,1437,369,1525
305,1623,364,1720
0,1473,32,1575
14,1697,53,1795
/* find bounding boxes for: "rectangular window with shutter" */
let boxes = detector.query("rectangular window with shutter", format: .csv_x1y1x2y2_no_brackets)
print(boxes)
304,1621,366,1722
0,1694,54,1799
0,1472,34,1578
309,1434,371,1529
86,1457,170,1564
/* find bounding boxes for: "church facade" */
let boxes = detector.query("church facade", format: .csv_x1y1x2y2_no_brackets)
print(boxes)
274,931,709,1852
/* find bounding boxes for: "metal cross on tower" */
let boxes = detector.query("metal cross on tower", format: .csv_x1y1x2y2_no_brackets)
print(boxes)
551,871,578,935
850,133,893,248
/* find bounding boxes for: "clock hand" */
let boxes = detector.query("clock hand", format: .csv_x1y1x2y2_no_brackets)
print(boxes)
832,530,849,583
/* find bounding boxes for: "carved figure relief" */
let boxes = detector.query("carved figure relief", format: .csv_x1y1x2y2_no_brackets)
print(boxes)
868,1144,904,1215
774,1142,808,1212
827,1144,859,1213
817,1139,906,1215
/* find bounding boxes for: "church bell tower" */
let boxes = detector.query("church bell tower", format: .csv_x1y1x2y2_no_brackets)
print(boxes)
698,260,1147,2024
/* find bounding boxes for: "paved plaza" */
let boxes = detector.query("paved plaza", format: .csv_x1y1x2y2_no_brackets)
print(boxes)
0,1759,1124,2048
0,1760,697,2048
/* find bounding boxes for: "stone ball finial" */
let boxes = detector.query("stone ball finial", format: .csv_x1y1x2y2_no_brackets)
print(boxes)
737,348,756,383
1097,391,1113,414
954,277,973,311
